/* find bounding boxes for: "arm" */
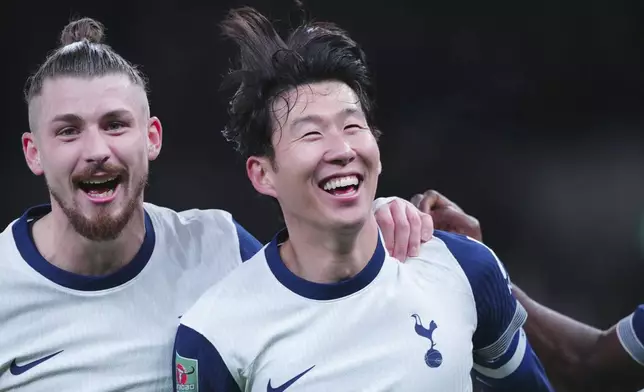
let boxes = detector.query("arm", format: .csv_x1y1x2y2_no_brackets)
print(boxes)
513,286,644,391
434,231,553,391
173,324,242,392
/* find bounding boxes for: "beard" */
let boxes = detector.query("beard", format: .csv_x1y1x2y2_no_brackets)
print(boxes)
49,173,148,242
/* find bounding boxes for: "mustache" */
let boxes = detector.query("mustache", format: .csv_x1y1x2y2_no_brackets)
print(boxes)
71,162,127,183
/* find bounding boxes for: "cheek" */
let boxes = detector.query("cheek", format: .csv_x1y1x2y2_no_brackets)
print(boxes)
276,144,320,172
114,138,148,167
42,147,78,178
365,134,381,160
353,134,380,168
273,150,318,189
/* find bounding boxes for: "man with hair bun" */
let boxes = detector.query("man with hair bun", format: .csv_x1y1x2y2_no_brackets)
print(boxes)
0,17,431,391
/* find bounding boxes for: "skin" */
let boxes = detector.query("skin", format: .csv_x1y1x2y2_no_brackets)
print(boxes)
412,189,644,392
22,74,162,276
247,81,384,283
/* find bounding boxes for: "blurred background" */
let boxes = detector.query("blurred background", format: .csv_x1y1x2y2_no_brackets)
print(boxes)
2,0,644,338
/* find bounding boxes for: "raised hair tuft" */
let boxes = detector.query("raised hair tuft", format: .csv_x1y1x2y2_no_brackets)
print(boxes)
220,7,379,160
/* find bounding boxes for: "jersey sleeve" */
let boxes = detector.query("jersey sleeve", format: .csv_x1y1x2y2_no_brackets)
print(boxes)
233,220,262,262
173,324,241,392
433,231,553,391
616,305,644,366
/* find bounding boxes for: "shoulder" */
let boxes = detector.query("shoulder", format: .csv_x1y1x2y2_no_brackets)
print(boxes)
432,231,526,354
0,218,22,271
144,202,239,258
0,218,18,244
174,260,268,392
180,248,271,334
144,202,236,232
432,230,512,294
176,247,299,388
0,208,46,273
177,248,273,381
144,203,261,262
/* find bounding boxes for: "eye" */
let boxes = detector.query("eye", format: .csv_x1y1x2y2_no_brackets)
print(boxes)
106,122,126,131
302,131,322,138
57,127,79,137
345,124,364,132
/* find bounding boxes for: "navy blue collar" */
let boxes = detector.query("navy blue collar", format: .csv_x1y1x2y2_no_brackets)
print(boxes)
12,205,156,291
265,229,386,300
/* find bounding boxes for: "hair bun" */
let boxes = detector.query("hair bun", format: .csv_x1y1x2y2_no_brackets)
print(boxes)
60,17,105,46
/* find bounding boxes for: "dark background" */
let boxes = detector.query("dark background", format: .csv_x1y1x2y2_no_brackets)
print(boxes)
2,0,644,331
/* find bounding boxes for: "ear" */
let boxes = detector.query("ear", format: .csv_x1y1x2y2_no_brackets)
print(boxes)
146,116,163,161
22,132,43,176
377,158,382,175
246,156,278,198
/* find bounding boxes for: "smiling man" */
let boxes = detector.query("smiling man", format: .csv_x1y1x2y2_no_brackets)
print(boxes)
172,8,554,391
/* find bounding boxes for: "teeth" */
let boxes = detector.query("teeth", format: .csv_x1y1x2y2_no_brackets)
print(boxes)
88,189,115,198
82,177,116,185
323,175,360,191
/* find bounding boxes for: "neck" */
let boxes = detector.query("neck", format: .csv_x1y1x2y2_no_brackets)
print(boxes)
280,214,379,284
31,204,146,276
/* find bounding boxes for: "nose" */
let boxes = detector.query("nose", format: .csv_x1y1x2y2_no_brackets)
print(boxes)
324,132,356,166
81,127,112,164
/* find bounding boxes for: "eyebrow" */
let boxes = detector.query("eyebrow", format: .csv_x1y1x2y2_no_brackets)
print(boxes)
289,107,363,130
102,109,135,122
51,109,134,124
51,113,83,124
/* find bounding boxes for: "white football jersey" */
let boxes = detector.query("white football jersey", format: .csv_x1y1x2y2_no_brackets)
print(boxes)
0,203,261,391
175,230,554,391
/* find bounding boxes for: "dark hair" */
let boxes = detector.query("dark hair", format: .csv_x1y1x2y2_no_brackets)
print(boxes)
220,7,380,160
24,18,147,106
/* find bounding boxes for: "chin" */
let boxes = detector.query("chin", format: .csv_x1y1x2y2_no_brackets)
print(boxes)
327,212,371,233
80,198,131,219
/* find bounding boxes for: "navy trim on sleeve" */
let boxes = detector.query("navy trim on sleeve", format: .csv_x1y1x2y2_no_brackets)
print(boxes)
477,302,528,360
474,327,522,370
473,334,554,391
617,305,644,366
173,324,241,392
233,220,262,262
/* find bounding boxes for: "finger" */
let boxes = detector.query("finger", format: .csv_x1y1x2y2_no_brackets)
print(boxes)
410,193,424,208
408,196,434,241
419,189,461,214
417,189,453,213
420,213,434,242
405,204,422,257
415,190,441,214
374,205,395,254
390,200,410,261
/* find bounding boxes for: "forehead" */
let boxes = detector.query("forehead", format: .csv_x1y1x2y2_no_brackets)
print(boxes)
33,75,146,126
273,81,363,129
